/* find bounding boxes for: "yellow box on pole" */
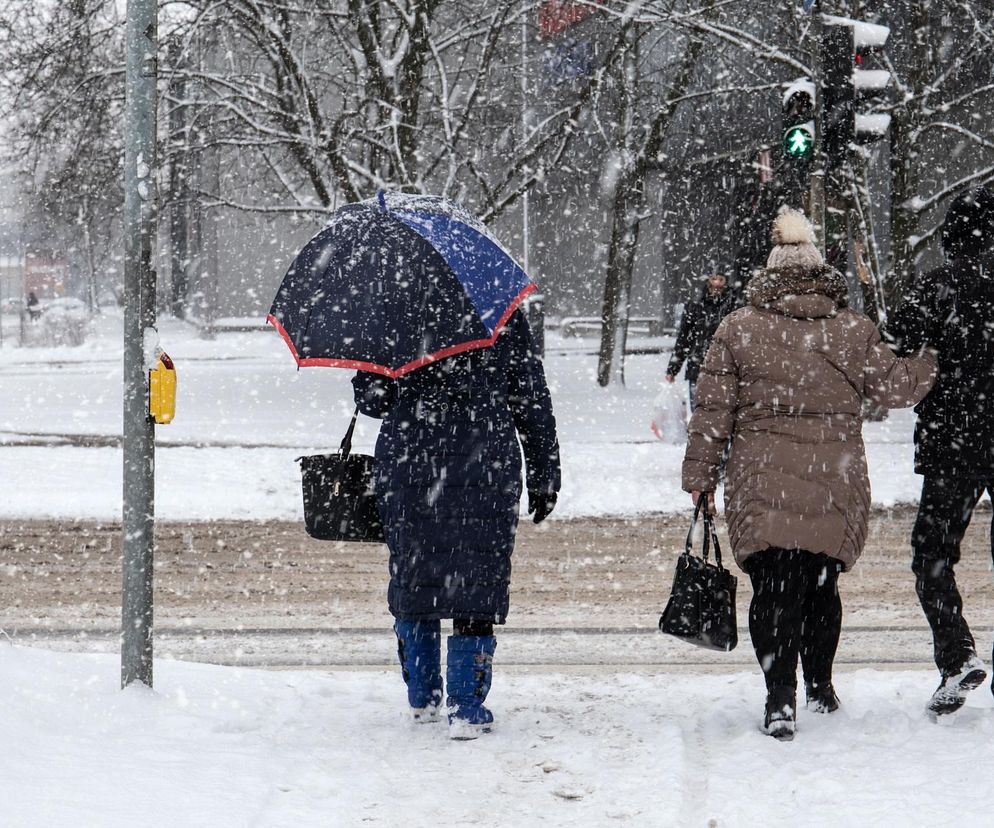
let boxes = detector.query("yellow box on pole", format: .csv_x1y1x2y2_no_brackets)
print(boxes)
149,352,176,424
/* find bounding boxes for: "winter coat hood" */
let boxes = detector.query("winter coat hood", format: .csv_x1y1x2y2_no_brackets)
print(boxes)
747,264,848,318
941,187,994,261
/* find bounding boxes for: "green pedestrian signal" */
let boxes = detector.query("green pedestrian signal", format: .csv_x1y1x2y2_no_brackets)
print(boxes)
784,124,814,157
782,81,815,202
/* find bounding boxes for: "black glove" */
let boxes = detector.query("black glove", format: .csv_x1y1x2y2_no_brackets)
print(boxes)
527,490,557,524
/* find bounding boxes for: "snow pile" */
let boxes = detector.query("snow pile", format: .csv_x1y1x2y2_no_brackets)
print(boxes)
2,646,993,827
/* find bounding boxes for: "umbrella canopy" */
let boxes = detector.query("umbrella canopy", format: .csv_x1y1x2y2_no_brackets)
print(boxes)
268,191,535,378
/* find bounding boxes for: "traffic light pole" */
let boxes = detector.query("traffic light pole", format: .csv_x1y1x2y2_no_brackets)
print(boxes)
122,0,158,689
820,22,854,272
807,10,826,255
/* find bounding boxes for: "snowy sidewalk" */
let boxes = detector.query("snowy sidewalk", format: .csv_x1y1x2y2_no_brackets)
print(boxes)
3,646,994,828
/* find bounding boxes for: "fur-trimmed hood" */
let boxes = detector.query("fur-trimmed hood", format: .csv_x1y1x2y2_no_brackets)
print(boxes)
747,265,849,317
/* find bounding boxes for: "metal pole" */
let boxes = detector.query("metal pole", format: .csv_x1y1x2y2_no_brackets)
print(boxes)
808,9,826,254
122,0,158,689
821,22,853,270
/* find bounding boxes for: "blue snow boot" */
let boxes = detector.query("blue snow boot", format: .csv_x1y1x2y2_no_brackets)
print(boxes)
446,635,497,740
394,619,443,723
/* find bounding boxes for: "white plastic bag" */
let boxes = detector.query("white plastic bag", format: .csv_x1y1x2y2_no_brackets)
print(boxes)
650,382,688,443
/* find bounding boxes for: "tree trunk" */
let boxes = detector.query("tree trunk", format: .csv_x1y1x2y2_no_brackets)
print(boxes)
199,146,220,340
168,41,188,319
81,212,100,316
887,103,921,307
597,176,643,387
596,26,641,388
886,0,931,308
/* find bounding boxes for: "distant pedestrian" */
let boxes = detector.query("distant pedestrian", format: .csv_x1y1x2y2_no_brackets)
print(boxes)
666,272,737,410
682,209,937,739
889,186,994,717
26,291,41,321
353,309,560,739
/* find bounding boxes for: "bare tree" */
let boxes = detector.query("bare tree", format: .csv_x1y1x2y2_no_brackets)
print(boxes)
0,1,126,307
593,1,799,385
5,0,993,366
164,0,618,220
883,0,994,302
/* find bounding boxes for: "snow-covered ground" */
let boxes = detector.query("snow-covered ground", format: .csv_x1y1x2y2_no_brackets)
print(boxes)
3,312,992,827
0,311,951,521
4,646,994,827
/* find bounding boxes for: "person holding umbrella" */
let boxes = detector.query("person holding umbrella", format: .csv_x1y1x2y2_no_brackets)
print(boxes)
269,191,561,740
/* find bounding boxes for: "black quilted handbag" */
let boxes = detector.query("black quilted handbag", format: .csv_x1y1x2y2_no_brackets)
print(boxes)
658,497,738,651
297,406,384,542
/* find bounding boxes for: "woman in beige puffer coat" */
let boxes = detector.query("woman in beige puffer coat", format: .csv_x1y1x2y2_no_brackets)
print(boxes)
682,209,937,740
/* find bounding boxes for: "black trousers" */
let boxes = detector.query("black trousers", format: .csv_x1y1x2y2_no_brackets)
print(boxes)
911,476,994,675
747,548,843,692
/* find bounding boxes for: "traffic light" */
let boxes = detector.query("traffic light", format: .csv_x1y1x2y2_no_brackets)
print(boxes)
782,79,815,161
822,15,891,146
852,21,891,143
780,78,815,205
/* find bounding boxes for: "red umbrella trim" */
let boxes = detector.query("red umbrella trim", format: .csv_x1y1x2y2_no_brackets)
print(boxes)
267,283,537,379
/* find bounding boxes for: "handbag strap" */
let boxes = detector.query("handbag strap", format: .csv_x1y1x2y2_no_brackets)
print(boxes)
685,495,726,571
339,405,360,457
685,496,711,562
703,506,726,571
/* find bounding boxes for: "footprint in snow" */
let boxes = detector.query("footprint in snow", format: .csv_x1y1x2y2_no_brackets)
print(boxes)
553,784,591,801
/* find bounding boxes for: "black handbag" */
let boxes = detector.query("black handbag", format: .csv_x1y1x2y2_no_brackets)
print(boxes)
297,406,385,542
658,498,738,651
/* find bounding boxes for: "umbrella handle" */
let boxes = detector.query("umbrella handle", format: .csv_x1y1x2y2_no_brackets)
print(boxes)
340,405,360,457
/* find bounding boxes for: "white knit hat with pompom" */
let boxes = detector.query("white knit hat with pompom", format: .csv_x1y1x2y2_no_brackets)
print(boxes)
766,208,824,272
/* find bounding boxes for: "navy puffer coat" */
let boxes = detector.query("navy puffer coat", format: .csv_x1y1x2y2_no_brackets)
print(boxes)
352,310,560,623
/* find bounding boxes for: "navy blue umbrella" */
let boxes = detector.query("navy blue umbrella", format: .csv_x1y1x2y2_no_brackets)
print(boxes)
268,191,535,378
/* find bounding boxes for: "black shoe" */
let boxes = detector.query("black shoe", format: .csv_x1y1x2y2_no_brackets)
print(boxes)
763,686,796,740
926,656,987,718
805,680,840,714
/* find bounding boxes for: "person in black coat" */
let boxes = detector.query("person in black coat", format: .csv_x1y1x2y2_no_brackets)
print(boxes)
353,308,560,739
666,273,737,410
26,291,41,321
889,186,994,717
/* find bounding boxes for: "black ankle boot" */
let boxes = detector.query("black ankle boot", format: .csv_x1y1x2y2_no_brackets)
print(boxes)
763,686,796,740
804,680,840,714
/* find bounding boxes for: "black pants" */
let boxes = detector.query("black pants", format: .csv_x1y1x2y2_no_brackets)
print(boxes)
747,548,843,692
454,618,494,637
911,476,994,675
